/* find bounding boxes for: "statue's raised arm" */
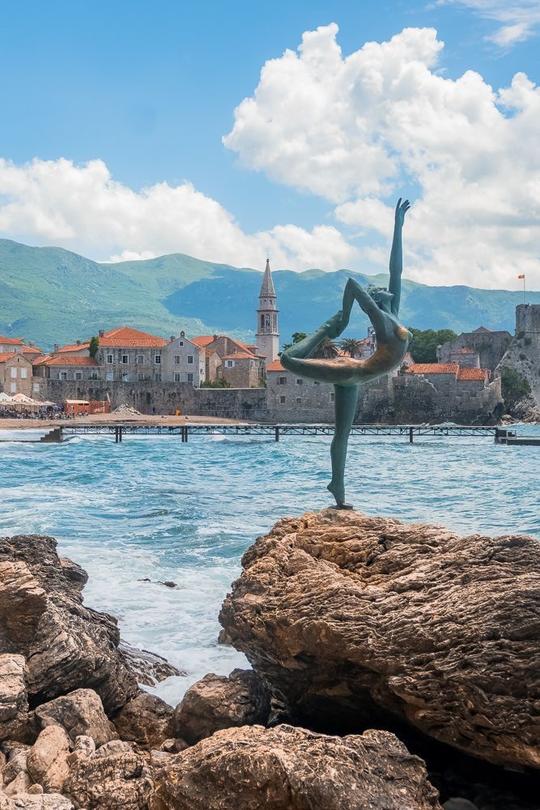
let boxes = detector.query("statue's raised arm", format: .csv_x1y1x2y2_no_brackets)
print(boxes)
388,198,410,316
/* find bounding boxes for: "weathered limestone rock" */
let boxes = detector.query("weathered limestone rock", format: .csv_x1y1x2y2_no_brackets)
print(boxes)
220,510,540,770
64,739,153,809
119,644,183,688
26,726,71,793
0,536,138,713
151,723,442,809
114,692,174,749
0,794,73,809
35,689,117,748
173,669,270,744
0,657,29,743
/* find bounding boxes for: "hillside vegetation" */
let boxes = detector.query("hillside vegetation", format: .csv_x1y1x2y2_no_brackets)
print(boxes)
0,238,537,349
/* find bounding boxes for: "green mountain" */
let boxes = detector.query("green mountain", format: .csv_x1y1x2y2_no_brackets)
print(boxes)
0,238,537,349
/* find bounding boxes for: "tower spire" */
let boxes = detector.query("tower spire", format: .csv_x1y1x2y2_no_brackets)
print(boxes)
256,258,279,364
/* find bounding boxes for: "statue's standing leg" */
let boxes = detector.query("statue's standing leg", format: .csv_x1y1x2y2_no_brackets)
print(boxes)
327,384,359,509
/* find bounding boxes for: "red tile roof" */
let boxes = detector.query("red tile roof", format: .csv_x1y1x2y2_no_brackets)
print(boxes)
191,336,215,347
457,367,489,381
222,352,258,361
38,356,99,367
407,363,459,375
98,327,167,348
267,359,285,372
0,336,24,345
0,352,17,363
57,342,90,353
21,346,43,355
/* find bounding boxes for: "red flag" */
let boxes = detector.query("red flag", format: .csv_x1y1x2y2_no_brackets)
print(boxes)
517,274,525,279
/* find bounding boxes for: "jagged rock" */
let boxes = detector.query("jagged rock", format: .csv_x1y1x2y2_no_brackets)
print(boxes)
150,723,442,809
35,689,117,748
26,726,70,793
0,536,138,713
1,795,73,809
2,748,29,787
72,736,95,757
119,643,183,688
0,657,29,743
64,740,153,809
174,669,270,744
114,692,174,749
220,510,540,770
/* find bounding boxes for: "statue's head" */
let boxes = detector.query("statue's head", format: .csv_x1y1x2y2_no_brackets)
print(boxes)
367,285,394,312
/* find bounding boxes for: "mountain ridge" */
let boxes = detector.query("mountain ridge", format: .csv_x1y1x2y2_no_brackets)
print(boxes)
0,238,537,349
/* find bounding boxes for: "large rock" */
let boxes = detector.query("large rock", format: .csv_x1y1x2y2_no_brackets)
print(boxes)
0,794,73,809
173,669,270,744
26,726,71,792
151,723,442,809
0,656,29,742
114,692,174,749
64,740,153,809
0,536,138,714
35,689,117,748
220,511,540,770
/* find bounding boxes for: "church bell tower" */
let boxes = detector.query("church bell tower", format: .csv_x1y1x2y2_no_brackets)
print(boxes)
256,259,279,364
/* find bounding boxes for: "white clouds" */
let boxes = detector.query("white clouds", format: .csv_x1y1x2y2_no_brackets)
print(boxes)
225,24,540,289
439,1,540,47
0,157,356,271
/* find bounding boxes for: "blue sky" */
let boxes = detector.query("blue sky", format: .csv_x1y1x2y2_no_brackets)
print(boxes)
0,1,539,288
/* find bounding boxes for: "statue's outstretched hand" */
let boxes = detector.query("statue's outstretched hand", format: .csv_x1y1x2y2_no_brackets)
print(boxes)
395,197,411,227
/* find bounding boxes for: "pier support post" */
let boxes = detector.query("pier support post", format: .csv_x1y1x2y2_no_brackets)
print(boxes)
275,426,280,442
409,426,414,444
115,427,123,443
181,425,188,442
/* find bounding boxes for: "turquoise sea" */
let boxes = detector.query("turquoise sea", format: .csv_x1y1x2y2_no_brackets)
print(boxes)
1,426,538,705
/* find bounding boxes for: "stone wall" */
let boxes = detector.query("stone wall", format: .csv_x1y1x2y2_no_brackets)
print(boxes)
43,379,268,420
497,304,540,406
438,329,511,372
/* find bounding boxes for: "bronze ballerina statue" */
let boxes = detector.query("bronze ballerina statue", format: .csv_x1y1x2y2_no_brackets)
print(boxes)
281,198,411,508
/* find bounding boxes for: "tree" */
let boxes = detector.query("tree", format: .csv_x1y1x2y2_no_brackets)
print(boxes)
409,328,457,363
88,336,99,359
500,366,531,410
315,338,339,359
281,332,307,354
340,338,364,358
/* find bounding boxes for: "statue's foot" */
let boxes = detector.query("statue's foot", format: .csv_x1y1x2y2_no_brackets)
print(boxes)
322,310,346,340
327,479,352,509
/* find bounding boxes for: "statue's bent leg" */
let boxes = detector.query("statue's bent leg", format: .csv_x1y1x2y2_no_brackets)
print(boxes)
327,384,359,509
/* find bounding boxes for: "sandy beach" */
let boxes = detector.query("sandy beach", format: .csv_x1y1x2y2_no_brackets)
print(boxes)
0,412,250,430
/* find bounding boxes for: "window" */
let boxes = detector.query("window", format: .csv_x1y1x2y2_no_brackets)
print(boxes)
225,360,234,368
106,372,114,381
187,355,194,364
174,372,181,382
10,382,16,393
20,368,28,379
280,395,286,404
33,383,40,393
75,372,82,380
314,380,320,385
296,397,301,404
174,355,180,365
60,372,68,381
136,355,144,364
122,355,128,364
154,372,162,382
107,354,113,364
278,376,287,385
296,378,303,385
138,373,145,381
10,367,17,379
179,341,184,347
330,392,335,402
122,373,129,382
154,354,161,364
187,373,193,384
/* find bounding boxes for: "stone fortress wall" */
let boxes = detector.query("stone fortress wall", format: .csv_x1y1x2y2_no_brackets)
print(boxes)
497,304,540,405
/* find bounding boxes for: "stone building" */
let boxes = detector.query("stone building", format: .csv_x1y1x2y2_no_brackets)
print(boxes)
95,326,169,383
161,332,205,386
0,352,34,396
438,326,511,372
192,335,265,387
33,355,100,382
497,303,540,409
256,259,279,364
266,358,335,422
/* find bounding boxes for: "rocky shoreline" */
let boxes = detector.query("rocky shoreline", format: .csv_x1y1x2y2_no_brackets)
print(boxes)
0,515,538,808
